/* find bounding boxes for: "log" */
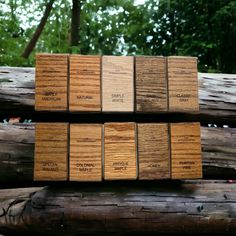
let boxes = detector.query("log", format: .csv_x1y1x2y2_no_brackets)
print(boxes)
0,181,236,235
0,67,236,122
0,123,235,183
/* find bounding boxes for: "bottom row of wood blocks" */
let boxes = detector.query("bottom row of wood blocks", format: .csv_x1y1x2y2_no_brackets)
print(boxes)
34,122,202,181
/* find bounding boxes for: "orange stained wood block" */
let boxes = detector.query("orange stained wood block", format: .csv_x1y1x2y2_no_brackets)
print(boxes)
35,53,69,111
170,122,202,179
34,123,68,181
69,55,101,112
168,56,199,112
104,122,137,180
70,124,102,181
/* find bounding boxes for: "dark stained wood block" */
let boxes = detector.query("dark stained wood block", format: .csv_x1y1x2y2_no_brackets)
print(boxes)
138,123,170,179
167,56,199,112
34,123,68,181
135,56,167,112
69,55,101,112
69,124,102,181
170,122,202,179
35,53,69,111
102,56,134,112
104,122,137,180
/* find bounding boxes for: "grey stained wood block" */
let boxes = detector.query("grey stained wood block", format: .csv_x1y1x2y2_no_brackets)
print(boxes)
135,56,167,112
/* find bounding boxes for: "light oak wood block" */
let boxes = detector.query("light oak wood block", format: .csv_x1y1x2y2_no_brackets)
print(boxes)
34,123,68,181
102,56,134,112
168,56,199,112
135,56,167,112
138,123,170,179
70,124,102,181
35,53,69,111
69,55,101,112
104,122,137,180
170,122,202,179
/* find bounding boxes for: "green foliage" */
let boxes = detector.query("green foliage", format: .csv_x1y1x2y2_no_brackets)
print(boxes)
0,0,236,73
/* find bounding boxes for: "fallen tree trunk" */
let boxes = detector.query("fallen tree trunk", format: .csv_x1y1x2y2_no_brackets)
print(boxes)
0,181,236,235
0,67,235,122
0,123,235,183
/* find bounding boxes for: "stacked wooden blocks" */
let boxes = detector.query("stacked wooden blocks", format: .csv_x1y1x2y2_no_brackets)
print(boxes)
34,53,202,181
35,54,199,112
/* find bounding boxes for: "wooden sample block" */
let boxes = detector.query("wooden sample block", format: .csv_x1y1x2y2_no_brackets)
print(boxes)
170,122,202,179
167,56,199,112
69,55,101,112
34,123,68,181
137,123,170,179
102,56,134,112
104,122,137,180
135,56,167,112
70,124,102,181
35,53,69,111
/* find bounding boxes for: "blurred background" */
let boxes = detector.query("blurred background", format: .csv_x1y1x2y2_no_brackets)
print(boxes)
0,0,236,73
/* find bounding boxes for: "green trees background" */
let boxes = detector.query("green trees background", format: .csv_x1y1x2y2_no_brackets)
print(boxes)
1,0,236,73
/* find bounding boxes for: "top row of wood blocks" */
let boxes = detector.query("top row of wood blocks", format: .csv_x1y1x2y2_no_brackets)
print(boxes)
35,54,199,112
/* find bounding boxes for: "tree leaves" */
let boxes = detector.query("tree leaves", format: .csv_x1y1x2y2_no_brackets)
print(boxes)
0,0,236,72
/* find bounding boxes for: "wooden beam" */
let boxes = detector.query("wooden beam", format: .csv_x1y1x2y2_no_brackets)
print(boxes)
0,123,235,183
0,181,236,235
0,67,235,122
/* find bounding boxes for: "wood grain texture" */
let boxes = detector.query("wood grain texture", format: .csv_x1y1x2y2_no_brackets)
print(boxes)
1,67,236,122
0,124,235,183
135,56,167,112
170,122,202,179
168,56,199,112
199,73,236,118
35,53,68,111
69,55,101,112
70,124,102,181
102,56,134,112
34,123,68,181
201,127,236,178
138,123,170,179
104,122,137,180
1,181,236,235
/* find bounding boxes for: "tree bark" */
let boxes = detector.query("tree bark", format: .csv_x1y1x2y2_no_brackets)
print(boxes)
70,0,81,48
0,123,235,183
21,0,55,58
0,181,236,235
